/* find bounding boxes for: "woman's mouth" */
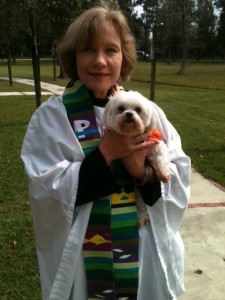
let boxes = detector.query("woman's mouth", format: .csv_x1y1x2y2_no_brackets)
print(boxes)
89,72,109,78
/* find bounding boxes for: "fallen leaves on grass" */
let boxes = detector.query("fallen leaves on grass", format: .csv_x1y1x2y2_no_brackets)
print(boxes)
9,240,17,248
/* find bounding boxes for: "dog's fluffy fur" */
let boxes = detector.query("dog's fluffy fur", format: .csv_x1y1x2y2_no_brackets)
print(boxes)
103,90,171,227
103,90,171,183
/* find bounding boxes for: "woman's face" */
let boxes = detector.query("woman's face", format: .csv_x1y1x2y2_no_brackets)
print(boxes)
76,23,123,99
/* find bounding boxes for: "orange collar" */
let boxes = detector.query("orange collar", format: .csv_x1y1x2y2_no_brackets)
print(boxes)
146,128,163,142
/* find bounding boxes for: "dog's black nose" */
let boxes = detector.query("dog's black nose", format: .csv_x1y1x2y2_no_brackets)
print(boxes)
125,112,134,122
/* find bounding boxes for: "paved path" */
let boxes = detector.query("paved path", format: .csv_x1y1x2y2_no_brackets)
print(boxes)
1,77,225,299
0,77,64,95
180,169,225,300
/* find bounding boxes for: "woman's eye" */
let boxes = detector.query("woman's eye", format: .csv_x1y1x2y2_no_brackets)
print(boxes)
107,48,117,53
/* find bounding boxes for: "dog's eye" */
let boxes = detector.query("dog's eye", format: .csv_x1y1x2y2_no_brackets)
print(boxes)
118,106,125,113
135,107,142,113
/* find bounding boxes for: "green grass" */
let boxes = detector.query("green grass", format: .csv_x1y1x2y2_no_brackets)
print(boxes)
2,59,225,90
0,59,65,87
0,80,35,92
0,97,40,299
0,59,225,299
133,61,225,90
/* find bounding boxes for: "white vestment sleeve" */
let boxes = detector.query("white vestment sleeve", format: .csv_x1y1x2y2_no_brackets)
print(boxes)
21,96,87,299
147,102,191,298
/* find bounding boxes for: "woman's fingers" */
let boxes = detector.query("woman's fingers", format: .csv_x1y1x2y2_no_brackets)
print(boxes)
101,129,156,162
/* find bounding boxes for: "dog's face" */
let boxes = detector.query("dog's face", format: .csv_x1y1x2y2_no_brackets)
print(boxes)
103,90,156,136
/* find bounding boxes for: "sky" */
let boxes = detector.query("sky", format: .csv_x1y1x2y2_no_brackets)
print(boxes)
135,5,143,16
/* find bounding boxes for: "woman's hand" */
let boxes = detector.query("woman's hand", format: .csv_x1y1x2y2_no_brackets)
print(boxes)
121,148,148,180
121,148,157,183
99,129,153,166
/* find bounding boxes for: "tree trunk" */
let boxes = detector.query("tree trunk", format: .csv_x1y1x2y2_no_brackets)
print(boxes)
52,42,57,81
177,1,187,75
7,48,13,86
167,42,173,64
29,10,41,108
150,27,156,102
57,65,65,79
150,57,156,101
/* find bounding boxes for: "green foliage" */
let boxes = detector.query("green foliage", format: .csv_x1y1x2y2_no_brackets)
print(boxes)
1,0,224,61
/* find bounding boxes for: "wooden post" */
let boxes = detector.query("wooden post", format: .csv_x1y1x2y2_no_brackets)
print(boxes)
52,42,57,81
29,10,41,108
150,28,156,102
7,47,13,86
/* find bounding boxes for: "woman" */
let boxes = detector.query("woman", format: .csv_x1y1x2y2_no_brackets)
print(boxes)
21,6,190,300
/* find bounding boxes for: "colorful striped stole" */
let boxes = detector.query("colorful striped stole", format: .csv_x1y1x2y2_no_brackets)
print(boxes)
62,81,139,300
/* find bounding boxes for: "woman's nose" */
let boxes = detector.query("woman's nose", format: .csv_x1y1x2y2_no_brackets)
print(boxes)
93,51,107,66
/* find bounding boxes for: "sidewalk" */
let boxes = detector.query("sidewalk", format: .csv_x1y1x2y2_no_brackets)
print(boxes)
180,169,225,300
0,77,64,95
1,77,225,299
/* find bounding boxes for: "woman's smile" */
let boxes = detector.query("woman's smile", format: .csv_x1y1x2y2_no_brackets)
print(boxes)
88,72,109,78
76,24,123,98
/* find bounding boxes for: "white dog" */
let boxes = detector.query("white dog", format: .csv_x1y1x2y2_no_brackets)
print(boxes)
103,90,171,183
103,90,171,227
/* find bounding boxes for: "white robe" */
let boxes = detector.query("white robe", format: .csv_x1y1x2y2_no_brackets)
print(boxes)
21,95,191,300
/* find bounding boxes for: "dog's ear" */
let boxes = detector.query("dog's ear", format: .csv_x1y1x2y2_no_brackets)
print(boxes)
103,98,114,128
146,106,157,131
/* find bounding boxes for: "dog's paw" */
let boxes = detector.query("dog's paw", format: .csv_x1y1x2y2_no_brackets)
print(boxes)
138,216,150,228
156,168,171,183
160,173,171,183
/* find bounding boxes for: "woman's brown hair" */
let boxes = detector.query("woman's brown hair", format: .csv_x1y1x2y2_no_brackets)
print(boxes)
57,6,136,81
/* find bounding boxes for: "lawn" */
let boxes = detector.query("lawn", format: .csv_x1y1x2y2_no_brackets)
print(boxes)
0,59,225,299
0,96,40,299
133,60,225,91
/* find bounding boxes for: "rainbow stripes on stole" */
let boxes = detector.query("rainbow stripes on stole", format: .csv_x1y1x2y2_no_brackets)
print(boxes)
63,81,139,300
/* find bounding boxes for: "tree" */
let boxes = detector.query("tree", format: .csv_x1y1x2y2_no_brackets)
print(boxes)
0,0,25,85
34,0,81,79
215,0,225,62
102,0,119,8
175,0,194,75
193,0,216,61
134,0,158,54
159,0,181,63
117,0,142,45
